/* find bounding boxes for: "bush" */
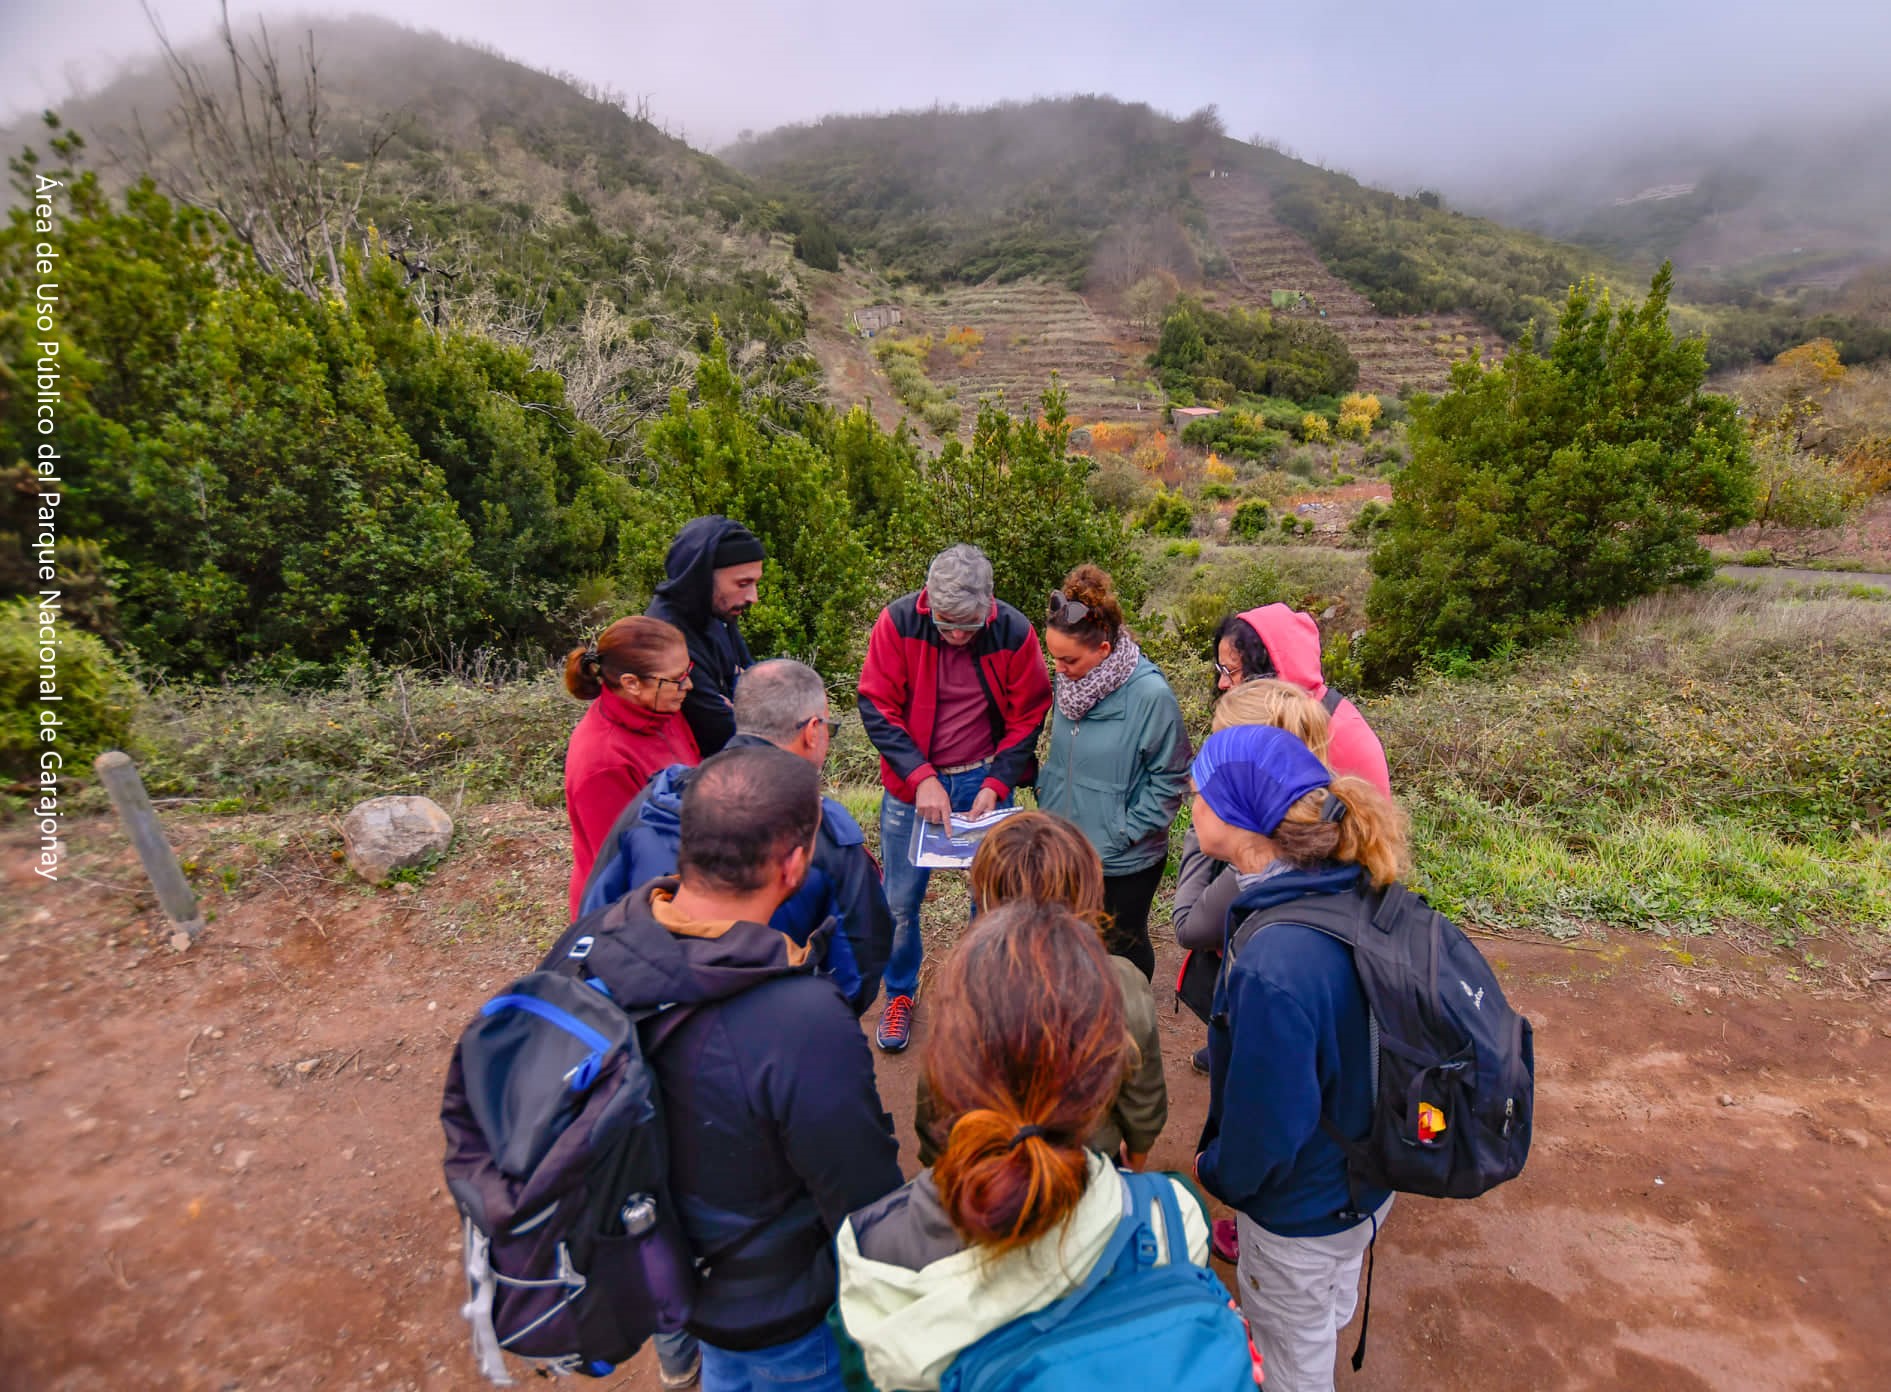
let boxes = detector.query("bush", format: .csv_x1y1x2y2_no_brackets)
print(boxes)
1299,412,1332,444
1230,499,1273,540
1365,267,1756,680
1153,297,1358,404
1,597,141,780
1200,482,1236,502
1749,428,1860,532
1137,487,1195,537
928,385,1142,615
1348,500,1390,540
922,399,963,435
1182,413,1287,462
1164,539,1202,559
1279,512,1301,536
1087,454,1155,512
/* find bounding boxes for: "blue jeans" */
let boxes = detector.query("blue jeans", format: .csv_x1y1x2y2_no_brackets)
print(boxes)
700,1322,844,1391
656,1328,699,1379
879,763,1009,999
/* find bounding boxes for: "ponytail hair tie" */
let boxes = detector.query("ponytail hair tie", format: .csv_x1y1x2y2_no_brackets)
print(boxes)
1006,1124,1051,1151
582,642,601,671
1320,793,1349,824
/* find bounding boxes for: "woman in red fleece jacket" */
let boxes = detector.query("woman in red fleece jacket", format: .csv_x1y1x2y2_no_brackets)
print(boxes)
562,615,700,919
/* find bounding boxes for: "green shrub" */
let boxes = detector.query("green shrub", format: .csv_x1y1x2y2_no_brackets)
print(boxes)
1153,297,1358,404
1164,539,1203,559
1199,482,1236,502
1348,501,1390,539
1365,267,1756,680
1279,512,1301,536
922,399,963,435
1230,499,1273,540
1181,413,1288,462
1138,488,1196,537
1,598,141,780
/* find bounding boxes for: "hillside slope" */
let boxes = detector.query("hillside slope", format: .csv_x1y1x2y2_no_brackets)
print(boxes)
1194,171,1501,394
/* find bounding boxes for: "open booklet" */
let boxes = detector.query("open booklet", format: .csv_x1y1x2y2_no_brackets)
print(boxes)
908,807,1022,869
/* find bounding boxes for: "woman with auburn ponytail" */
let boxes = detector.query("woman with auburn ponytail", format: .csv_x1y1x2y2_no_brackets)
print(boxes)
561,615,700,920
1189,724,1410,1392
830,903,1217,1392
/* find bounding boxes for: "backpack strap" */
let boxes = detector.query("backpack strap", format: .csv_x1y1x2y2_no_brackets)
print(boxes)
1021,1172,1160,1335
1320,685,1345,717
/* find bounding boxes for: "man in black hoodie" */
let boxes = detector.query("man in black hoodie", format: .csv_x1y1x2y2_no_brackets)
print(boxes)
542,744,900,1388
646,515,765,755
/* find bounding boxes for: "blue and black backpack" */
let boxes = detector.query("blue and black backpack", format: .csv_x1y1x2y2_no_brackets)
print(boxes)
1227,879,1535,1201
940,1171,1257,1392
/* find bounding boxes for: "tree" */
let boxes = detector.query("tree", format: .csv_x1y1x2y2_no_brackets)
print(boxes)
138,1,390,301
926,382,1142,615
1364,265,1755,678
793,216,840,272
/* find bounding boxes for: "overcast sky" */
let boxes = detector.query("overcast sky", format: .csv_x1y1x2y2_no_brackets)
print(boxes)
5,1,1890,193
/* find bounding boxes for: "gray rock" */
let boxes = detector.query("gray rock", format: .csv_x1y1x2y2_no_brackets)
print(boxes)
341,796,453,883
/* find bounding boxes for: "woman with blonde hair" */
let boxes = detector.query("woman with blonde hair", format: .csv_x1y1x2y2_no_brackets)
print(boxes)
912,810,1167,1171
1190,725,1410,1392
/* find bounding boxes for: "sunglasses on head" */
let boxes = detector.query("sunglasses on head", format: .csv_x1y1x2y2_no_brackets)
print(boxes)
1048,591,1091,625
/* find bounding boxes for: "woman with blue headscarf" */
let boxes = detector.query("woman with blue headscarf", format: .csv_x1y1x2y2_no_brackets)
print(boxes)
1188,725,1410,1392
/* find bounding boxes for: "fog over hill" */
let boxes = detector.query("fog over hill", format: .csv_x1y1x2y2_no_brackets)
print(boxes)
9,0,1889,195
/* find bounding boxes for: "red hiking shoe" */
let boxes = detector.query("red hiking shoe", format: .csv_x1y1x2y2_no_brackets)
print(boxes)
876,994,915,1052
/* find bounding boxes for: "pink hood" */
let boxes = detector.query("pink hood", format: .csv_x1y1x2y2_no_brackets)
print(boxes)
1235,604,1392,796
1237,604,1329,696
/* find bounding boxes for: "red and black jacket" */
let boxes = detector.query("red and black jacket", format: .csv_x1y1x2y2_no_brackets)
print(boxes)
856,588,1053,804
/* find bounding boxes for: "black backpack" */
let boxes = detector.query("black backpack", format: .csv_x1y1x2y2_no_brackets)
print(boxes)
1223,880,1534,1200
440,949,699,1383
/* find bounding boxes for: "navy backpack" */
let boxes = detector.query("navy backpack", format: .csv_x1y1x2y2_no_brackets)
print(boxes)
1227,879,1535,1200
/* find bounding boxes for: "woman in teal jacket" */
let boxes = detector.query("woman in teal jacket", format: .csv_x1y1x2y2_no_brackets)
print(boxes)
1036,564,1191,979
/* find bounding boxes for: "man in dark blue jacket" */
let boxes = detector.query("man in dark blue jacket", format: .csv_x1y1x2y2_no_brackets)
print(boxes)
646,515,765,755
541,745,901,1389
576,660,893,1016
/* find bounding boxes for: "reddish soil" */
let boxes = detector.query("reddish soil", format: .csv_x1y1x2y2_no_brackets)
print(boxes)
4,809,1888,1391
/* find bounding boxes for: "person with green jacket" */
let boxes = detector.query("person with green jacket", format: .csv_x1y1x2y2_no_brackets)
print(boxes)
1036,564,1191,979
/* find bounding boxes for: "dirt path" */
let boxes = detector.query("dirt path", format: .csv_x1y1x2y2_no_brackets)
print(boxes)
3,811,1887,1390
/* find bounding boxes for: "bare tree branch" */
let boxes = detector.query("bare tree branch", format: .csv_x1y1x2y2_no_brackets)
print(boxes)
138,0,392,300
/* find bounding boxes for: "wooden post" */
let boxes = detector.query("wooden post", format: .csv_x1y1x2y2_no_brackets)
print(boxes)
93,750,204,943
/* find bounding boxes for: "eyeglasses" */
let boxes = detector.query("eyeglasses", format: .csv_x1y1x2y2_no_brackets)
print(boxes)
1214,660,1237,681
934,616,985,634
642,661,694,692
803,714,842,737
1048,591,1091,625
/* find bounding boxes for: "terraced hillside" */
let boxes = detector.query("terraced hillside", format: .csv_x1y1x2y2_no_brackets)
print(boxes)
804,274,1158,437
1197,172,1504,394
919,281,1155,419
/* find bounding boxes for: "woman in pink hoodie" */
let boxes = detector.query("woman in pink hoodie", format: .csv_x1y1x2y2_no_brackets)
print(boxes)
1212,605,1390,795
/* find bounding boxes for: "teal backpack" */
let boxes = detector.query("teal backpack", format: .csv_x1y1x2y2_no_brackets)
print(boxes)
940,1171,1257,1392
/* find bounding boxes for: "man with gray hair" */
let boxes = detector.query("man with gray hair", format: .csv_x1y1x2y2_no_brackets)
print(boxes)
856,543,1053,1050
577,659,893,1018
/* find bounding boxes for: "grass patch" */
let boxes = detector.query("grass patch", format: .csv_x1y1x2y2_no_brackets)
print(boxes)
1372,588,1891,942
97,668,578,815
